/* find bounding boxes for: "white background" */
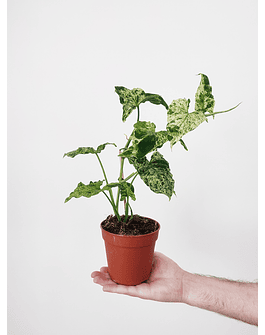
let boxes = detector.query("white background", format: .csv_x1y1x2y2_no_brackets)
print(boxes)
8,0,258,334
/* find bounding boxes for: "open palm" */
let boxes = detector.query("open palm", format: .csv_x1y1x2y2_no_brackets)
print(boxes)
91,252,185,303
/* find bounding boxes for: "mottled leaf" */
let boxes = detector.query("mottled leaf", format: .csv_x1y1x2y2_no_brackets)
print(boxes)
119,122,170,159
129,151,175,200
65,180,104,202
63,142,117,158
102,181,136,201
119,183,136,201
133,121,156,138
167,98,207,147
115,86,168,122
195,73,215,117
155,131,172,149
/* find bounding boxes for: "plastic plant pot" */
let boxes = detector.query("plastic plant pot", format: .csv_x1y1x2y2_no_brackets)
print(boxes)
101,220,160,286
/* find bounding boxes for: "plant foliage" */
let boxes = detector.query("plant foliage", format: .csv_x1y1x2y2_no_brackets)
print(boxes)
64,74,240,223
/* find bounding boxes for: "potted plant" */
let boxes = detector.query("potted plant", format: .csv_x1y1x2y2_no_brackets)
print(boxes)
64,74,240,286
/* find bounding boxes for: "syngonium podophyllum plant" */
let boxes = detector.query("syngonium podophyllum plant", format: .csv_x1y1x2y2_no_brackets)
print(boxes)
64,74,240,223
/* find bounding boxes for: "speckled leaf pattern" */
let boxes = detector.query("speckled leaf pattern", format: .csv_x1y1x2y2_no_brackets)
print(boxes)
101,182,136,201
155,131,171,149
167,98,207,147
120,121,170,158
119,183,136,201
115,86,168,122
63,143,117,158
129,151,175,200
65,180,104,202
195,73,215,117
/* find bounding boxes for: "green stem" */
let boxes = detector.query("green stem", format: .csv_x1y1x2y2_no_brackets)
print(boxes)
123,201,134,223
123,196,130,223
130,172,138,185
128,202,134,220
116,138,132,208
116,105,141,220
96,153,117,215
205,102,241,117
102,191,121,221
123,172,138,183
96,153,109,182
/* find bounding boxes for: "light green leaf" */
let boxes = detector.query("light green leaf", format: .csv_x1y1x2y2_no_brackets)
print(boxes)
115,86,168,122
101,182,120,191
129,151,175,200
65,180,104,202
167,98,207,147
155,131,172,149
195,73,215,117
102,181,136,201
63,142,117,158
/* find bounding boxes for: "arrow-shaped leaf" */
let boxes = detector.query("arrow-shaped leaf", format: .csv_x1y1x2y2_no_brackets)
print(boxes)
120,122,170,159
63,142,117,158
195,73,215,117
129,151,175,200
119,183,136,201
167,98,207,148
64,180,104,203
115,86,168,122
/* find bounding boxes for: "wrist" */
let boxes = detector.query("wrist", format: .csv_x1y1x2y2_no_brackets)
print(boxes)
181,271,198,305
181,270,258,326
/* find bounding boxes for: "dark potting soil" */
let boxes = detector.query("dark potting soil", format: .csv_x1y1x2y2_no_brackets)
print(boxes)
101,214,159,236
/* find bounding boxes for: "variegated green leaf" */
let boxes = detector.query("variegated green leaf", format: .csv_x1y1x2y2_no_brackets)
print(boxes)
115,86,168,122
133,121,156,138
63,142,117,158
129,151,175,200
167,98,207,147
119,182,136,201
101,181,136,201
155,131,172,149
195,73,215,117
120,122,170,159
115,87,145,122
64,180,104,202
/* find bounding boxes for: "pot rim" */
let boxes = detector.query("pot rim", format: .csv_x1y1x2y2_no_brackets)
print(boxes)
100,217,160,238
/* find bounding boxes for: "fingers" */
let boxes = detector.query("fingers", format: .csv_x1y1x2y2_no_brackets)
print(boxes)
91,267,109,278
103,282,150,300
103,283,136,295
91,267,114,286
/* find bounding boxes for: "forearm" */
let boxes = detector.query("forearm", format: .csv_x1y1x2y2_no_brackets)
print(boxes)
182,271,258,326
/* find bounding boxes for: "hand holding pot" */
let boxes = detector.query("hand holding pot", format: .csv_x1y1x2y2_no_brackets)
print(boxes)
91,251,185,303
92,251,258,326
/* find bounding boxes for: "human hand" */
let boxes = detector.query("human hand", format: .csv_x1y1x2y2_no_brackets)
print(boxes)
91,252,185,302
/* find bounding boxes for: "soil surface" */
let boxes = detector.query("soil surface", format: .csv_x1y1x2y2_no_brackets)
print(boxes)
101,214,159,236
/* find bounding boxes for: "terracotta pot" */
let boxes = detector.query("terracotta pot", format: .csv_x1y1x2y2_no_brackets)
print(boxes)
101,220,160,286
